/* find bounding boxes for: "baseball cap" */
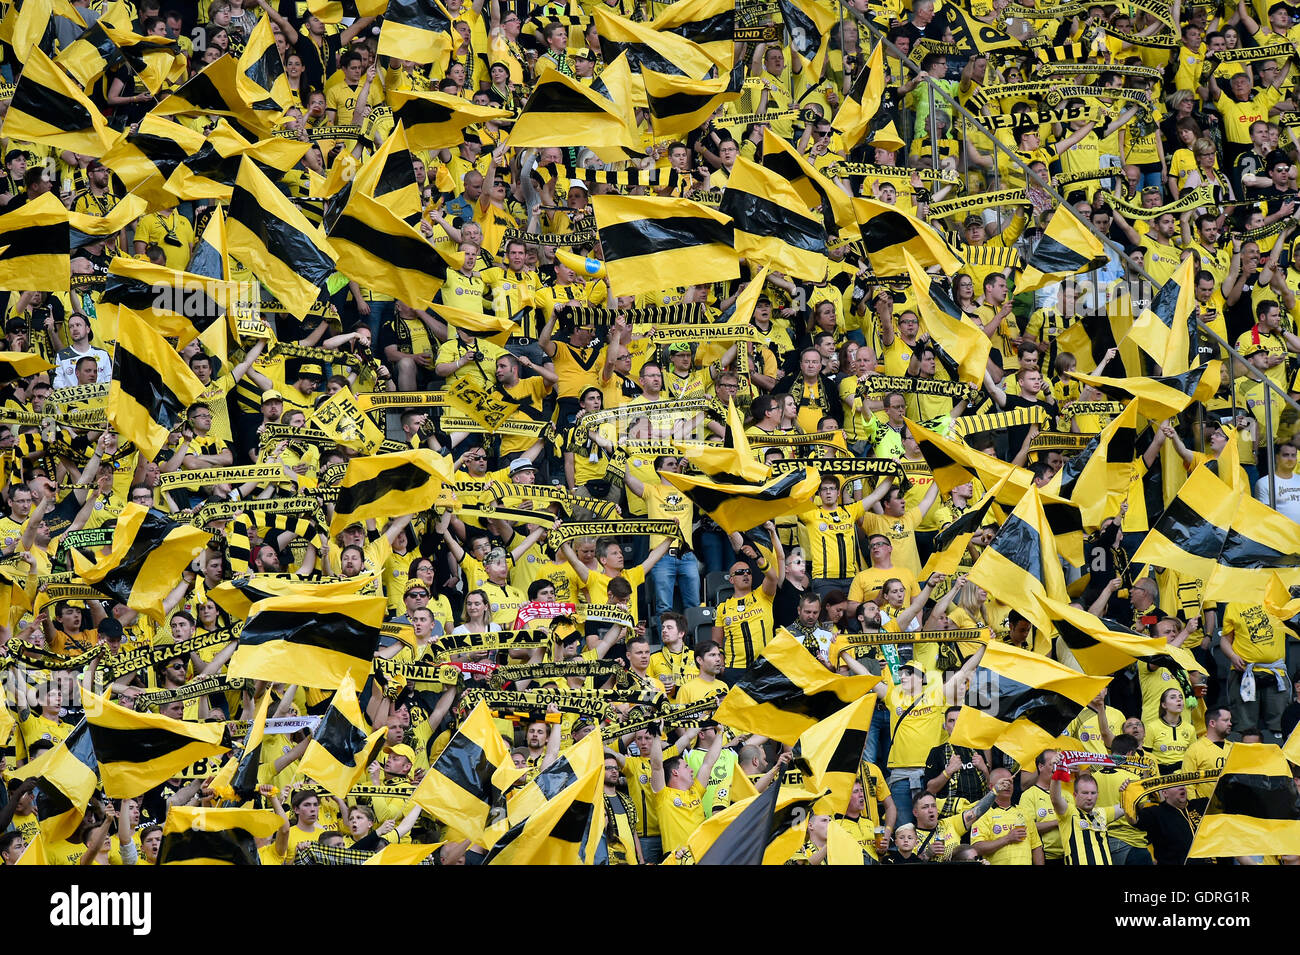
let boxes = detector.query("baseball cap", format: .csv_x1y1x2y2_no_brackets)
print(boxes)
261,389,284,404
404,578,429,595
298,362,324,379
574,47,595,60
509,457,537,475
668,342,692,354
567,178,589,193
963,214,983,229
387,744,417,764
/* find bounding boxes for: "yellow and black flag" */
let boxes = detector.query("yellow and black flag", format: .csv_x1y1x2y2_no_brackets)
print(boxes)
227,156,337,320
1132,464,1241,586
905,417,1035,498
1070,361,1221,420
72,505,210,622
591,193,739,297
670,781,820,865
1204,488,1300,603
649,0,735,67
951,641,1110,767
713,632,879,744
330,448,452,536
83,688,229,798
2,46,114,156
236,15,291,112
0,352,53,386
1044,399,1138,529
854,195,961,277
484,731,605,864
944,4,1021,53
921,478,1007,578
389,89,512,150
903,250,991,384
1188,743,1300,858
151,54,272,136
298,673,387,800
378,0,453,65
967,485,1070,634
775,0,835,79
211,692,271,803
1128,255,1199,376
101,257,230,347
1017,205,1108,294
792,693,874,815
31,721,99,842
721,157,828,281
227,591,385,689
507,65,642,153
760,129,857,240
0,191,70,293
663,465,821,535
309,0,387,22
106,310,205,459
832,41,902,152
1056,306,1144,376
411,701,523,844
329,191,449,307
99,113,210,207
642,67,744,139
594,7,719,78
327,121,422,224
209,575,377,622
69,192,148,250
1037,595,1202,682
158,806,282,865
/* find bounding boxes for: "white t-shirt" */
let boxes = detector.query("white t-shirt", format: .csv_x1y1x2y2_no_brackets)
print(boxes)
1254,472,1300,526
52,344,112,388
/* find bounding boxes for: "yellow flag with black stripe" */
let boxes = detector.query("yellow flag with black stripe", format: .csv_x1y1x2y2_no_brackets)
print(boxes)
332,121,422,223
69,193,148,250
760,129,858,240
107,310,205,459
2,46,114,155
210,691,271,803
663,465,822,535
378,0,453,65
410,700,522,843
151,54,272,135
158,806,283,865
1045,398,1139,530
1127,252,1197,374
905,417,1035,498
330,448,452,536
328,191,447,307
592,193,739,297
1133,464,1241,588
792,693,875,815
208,574,379,621
1204,486,1300,603
71,504,210,622
2,0,85,59
951,642,1110,767
641,67,744,139
82,688,229,798
227,591,385,689
1188,743,1300,858
227,156,337,320
774,0,835,78
721,157,828,281
649,0,735,67
484,730,605,864
99,113,210,207
832,41,901,151
298,673,388,800
508,65,642,153
1265,572,1300,619
388,89,512,150
1070,361,1221,420
428,300,519,345
669,781,821,864
31,721,99,842
594,7,720,78
236,15,291,112
1017,205,1109,294
1037,595,1204,680
967,485,1070,634
309,0,387,22
0,352,54,385
855,195,961,277
713,632,880,744
100,257,231,347
903,250,990,384
0,192,70,293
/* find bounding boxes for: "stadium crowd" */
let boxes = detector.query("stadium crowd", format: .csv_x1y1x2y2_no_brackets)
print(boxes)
0,0,1298,866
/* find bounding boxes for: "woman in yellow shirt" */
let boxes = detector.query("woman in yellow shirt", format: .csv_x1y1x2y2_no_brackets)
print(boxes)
1149,688,1195,774
1166,117,1202,197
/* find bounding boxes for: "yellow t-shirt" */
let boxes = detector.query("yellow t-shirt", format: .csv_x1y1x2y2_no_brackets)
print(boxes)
656,780,706,855
1017,784,1062,861
970,803,1042,865
883,682,947,769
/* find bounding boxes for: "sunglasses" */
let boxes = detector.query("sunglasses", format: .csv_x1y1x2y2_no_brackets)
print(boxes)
728,568,751,578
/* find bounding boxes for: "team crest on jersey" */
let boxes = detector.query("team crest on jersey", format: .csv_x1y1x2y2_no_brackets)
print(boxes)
992,824,1003,835
638,774,648,784
490,603,500,611
673,797,684,808
818,522,828,531
723,616,732,626
1037,808,1047,818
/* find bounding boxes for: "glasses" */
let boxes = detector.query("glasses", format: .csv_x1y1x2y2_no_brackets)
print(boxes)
167,661,186,670
407,590,428,598
728,568,751,578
